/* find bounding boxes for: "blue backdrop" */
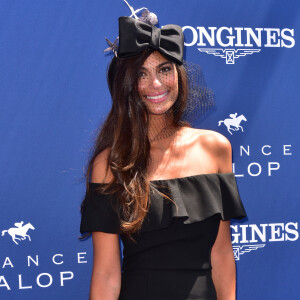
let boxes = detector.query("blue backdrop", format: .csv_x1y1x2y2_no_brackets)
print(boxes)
1,0,299,299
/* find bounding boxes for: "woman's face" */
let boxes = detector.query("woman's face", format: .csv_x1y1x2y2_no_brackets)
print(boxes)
137,51,179,115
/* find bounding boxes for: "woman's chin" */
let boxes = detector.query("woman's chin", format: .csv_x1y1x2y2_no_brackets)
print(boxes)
144,101,175,115
147,107,171,115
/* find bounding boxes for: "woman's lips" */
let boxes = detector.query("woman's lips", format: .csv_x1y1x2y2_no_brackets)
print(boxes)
145,91,169,103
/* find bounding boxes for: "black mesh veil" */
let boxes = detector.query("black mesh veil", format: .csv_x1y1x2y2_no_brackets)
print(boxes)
182,60,215,123
133,51,215,143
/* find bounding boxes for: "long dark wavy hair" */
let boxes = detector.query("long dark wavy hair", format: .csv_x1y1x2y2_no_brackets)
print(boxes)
83,49,188,239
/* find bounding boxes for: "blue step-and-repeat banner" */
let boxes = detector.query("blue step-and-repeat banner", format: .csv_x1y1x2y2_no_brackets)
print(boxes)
1,0,299,299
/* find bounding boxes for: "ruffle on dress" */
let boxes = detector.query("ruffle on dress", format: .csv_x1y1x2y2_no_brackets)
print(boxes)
80,173,246,235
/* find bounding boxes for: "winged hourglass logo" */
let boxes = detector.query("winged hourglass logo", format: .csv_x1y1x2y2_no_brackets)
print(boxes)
233,244,266,260
1,221,35,245
198,48,261,64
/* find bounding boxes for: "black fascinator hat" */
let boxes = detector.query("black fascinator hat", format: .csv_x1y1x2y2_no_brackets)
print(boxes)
104,1,215,141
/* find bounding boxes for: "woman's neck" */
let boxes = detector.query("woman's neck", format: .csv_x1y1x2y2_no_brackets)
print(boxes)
148,113,176,142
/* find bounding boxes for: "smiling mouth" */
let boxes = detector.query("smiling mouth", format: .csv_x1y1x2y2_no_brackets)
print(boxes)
145,91,169,103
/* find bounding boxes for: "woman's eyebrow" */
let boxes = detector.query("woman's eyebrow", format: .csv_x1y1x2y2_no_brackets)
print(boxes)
140,61,172,71
157,61,172,68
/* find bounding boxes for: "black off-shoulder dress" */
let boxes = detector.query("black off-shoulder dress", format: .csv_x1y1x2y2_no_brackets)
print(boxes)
80,173,246,300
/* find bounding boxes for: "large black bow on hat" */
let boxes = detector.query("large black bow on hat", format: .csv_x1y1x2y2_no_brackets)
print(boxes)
118,16,184,65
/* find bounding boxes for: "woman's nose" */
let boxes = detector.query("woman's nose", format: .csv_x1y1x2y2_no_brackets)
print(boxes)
151,76,162,89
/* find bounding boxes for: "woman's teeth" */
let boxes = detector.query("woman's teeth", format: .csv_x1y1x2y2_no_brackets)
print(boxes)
146,92,168,100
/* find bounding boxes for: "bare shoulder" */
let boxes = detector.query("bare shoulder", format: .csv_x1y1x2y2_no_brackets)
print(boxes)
199,129,231,155
185,128,232,173
185,128,230,151
91,148,114,183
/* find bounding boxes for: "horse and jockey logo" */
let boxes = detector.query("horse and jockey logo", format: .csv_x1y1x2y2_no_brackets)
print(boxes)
218,113,247,135
1,221,35,245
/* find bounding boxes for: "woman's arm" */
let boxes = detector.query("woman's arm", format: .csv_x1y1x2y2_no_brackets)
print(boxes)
211,220,236,300
89,149,121,300
211,132,236,300
90,232,121,300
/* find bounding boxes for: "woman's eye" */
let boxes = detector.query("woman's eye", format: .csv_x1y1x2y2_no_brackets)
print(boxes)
138,71,147,78
159,66,172,73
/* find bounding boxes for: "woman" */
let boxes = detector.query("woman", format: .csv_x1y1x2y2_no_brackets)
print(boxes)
80,14,246,300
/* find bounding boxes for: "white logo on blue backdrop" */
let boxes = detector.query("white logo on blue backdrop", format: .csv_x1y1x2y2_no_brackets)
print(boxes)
198,48,260,64
1,221,35,245
231,222,299,260
233,244,265,260
183,26,295,64
218,113,247,135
